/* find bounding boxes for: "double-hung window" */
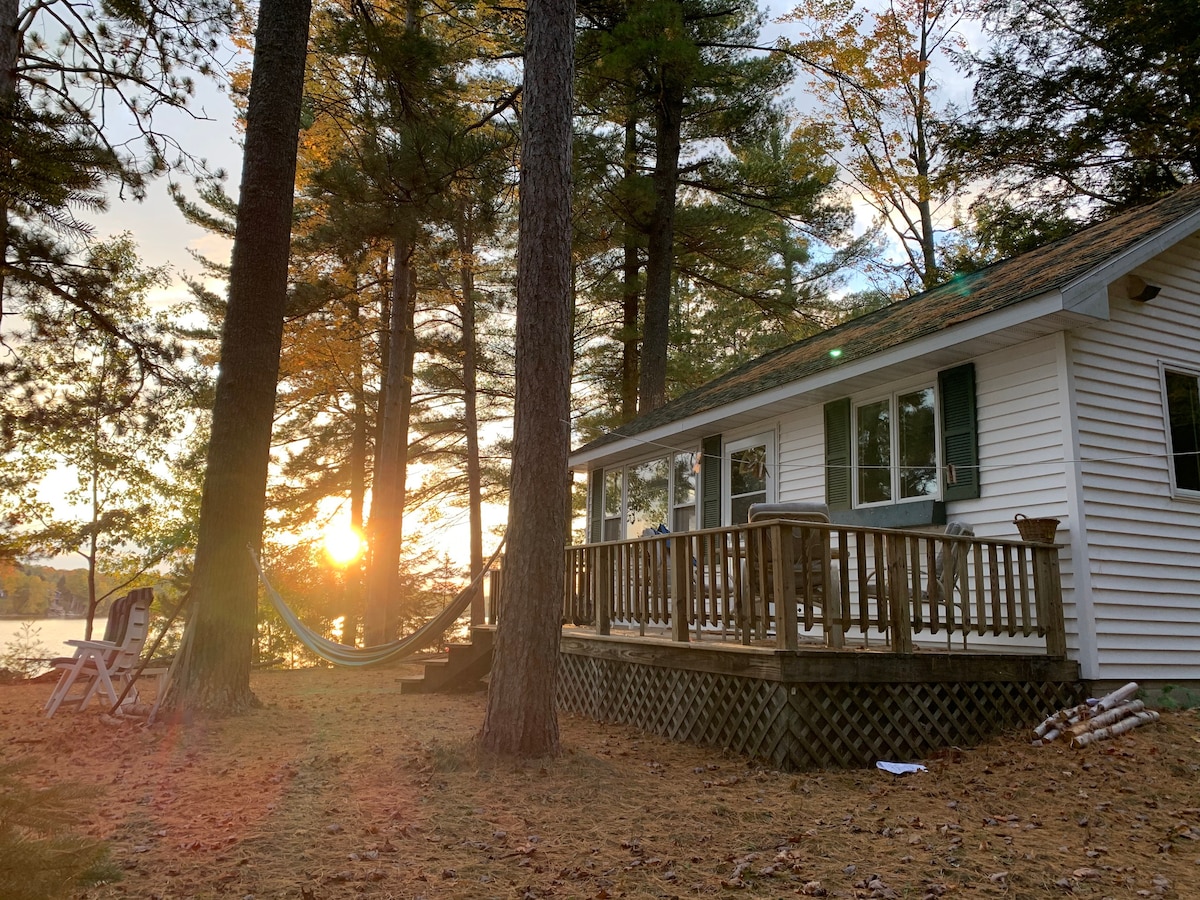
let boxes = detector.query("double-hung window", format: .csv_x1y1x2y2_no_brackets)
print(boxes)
855,387,938,506
1164,367,1200,494
825,363,979,517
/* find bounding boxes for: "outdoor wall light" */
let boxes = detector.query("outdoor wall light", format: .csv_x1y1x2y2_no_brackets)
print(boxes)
1126,274,1162,303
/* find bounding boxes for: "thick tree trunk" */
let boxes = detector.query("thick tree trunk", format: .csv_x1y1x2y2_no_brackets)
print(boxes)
365,225,416,645
638,82,683,413
167,0,311,715
457,209,485,626
0,0,14,114
620,114,640,422
478,0,574,759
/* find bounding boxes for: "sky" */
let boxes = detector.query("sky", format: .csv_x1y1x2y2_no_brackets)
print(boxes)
99,79,244,298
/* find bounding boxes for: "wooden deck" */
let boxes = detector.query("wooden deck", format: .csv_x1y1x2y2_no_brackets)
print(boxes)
487,521,1083,770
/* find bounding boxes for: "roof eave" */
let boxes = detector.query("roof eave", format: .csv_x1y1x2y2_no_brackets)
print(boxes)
1062,206,1200,311
570,288,1093,471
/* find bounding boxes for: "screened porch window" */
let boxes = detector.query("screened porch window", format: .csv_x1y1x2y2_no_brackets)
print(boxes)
603,469,623,540
626,457,669,536
671,452,698,531
599,451,698,539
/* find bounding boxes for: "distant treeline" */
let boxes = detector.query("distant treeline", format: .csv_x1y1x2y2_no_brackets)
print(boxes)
0,563,119,618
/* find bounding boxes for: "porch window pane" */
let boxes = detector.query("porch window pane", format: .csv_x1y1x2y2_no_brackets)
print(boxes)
627,457,669,535
857,398,891,503
603,469,623,540
604,470,622,517
898,387,937,498
1166,370,1200,492
673,506,696,532
729,443,768,524
730,494,758,525
672,451,698,531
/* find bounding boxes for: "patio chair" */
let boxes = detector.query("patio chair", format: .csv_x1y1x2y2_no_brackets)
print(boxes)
925,522,974,603
918,522,975,643
861,522,974,647
745,502,841,632
865,522,975,600
44,588,154,717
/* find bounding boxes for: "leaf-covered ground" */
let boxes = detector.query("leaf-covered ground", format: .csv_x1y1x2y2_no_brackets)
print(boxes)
3,666,1199,899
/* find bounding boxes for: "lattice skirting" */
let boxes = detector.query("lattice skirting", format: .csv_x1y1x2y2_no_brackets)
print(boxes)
557,652,1085,771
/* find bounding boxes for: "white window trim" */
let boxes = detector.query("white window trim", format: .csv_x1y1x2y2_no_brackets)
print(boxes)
852,384,941,508
602,449,700,539
723,431,776,524
1159,361,1200,501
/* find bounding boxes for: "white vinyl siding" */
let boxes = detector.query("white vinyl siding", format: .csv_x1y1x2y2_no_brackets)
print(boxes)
942,339,1081,658
777,407,825,501
1068,233,1200,683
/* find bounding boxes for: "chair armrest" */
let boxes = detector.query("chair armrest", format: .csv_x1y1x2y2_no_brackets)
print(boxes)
64,639,119,652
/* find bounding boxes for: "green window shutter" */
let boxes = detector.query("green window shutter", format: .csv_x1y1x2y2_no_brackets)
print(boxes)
700,434,722,528
588,470,604,543
824,398,852,510
939,363,980,501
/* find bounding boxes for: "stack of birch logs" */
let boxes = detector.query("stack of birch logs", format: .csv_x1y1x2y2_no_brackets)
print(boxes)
1033,682,1160,748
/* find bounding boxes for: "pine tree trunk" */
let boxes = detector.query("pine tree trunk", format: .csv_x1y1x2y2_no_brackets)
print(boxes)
364,224,416,645
620,113,640,422
167,0,311,715
638,82,683,413
478,0,574,759
457,209,485,626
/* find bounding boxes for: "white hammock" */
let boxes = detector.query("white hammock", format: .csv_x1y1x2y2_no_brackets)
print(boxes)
249,539,503,667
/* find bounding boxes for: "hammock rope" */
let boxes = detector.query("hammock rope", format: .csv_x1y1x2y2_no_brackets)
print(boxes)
249,537,505,668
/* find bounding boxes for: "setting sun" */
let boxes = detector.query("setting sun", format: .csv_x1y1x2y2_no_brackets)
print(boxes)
323,526,365,567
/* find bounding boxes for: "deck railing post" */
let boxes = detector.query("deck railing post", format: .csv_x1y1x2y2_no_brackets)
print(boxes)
669,534,691,642
1034,544,1067,658
487,561,503,625
596,544,611,636
887,534,914,654
773,523,799,650
822,525,844,650
562,548,572,625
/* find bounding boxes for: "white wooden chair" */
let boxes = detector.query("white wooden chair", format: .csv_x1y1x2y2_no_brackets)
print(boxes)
43,588,154,717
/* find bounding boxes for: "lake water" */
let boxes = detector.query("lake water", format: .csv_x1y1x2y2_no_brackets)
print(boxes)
0,618,108,673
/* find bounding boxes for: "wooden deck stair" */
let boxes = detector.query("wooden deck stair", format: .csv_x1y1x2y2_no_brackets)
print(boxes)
398,627,494,694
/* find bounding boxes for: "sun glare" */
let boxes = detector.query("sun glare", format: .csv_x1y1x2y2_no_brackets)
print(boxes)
324,526,364,567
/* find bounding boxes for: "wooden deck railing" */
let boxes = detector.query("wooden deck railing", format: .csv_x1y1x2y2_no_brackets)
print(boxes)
487,520,1067,658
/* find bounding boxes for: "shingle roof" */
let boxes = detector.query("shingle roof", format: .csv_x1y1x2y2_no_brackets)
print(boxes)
575,185,1200,455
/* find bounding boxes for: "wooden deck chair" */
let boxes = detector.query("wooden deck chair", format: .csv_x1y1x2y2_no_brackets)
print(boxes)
745,502,841,633
44,588,154,717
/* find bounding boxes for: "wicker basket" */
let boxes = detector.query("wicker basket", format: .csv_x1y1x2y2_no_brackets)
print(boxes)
1013,514,1060,543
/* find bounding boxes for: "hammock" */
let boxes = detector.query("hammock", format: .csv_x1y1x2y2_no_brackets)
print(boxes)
249,538,504,668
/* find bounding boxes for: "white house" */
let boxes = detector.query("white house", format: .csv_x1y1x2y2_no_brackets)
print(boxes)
570,185,1200,688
